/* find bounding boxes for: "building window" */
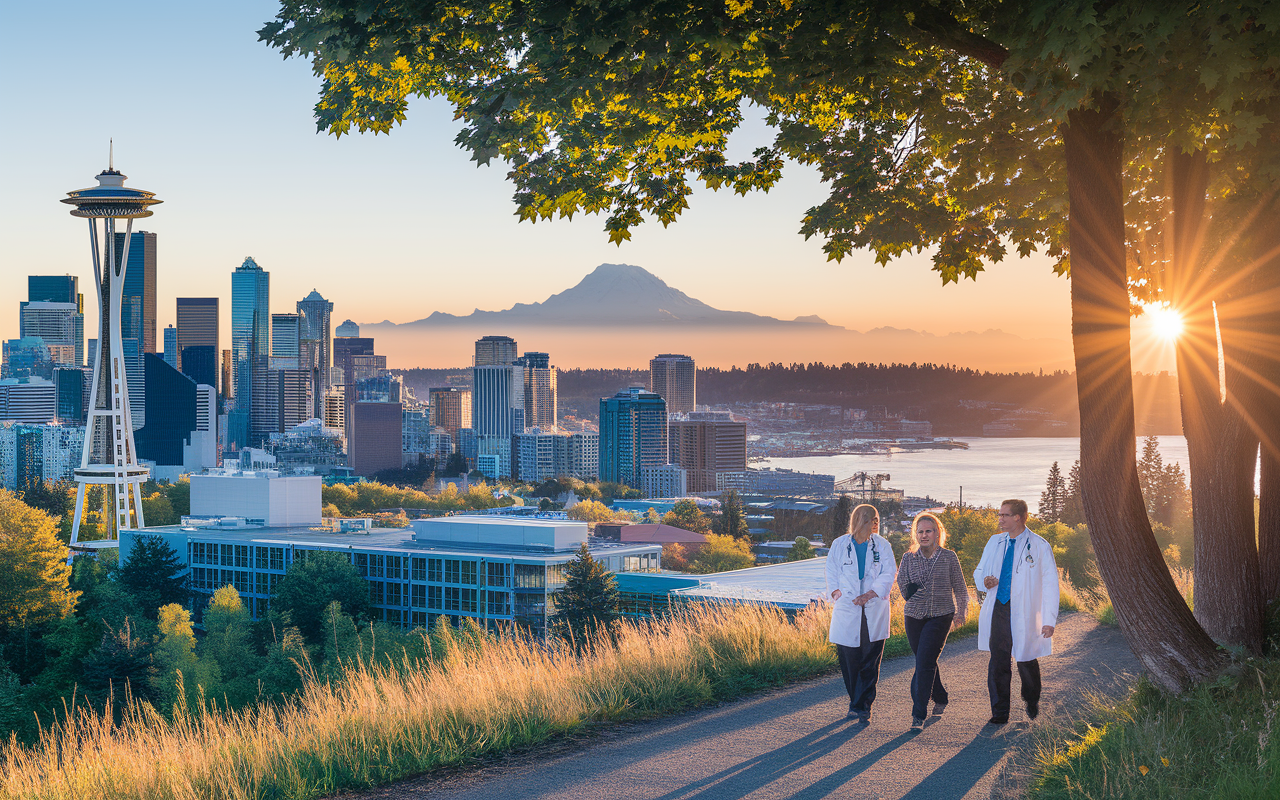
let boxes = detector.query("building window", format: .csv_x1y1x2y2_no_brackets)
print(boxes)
428,585,442,610
235,545,250,569
256,547,270,570
370,554,384,578
428,558,442,583
461,561,477,585
445,560,460,584
486,562,510,588
270,547,284,571
255,572,269,595
411,611,427,629
367,581,383,605
386,556,401,580
624,556,641,572
411,584,426,608
233,571,250,594
444,587,460,612
486,590,510,616
269,573,282,593
191,542,206,564
385,582,402,607
547,563,566,587
221,544,234,567
514,564,545,589
355,553,369,577
460,588,477,613
412,557,426,582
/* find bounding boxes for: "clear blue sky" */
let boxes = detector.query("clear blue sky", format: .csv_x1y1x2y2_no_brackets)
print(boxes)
0,1,1158,370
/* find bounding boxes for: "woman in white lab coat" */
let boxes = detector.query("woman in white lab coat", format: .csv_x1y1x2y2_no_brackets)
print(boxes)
973,499,1059,724
825,503,898,723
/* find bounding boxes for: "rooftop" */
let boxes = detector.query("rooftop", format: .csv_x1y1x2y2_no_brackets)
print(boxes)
669,558,828,609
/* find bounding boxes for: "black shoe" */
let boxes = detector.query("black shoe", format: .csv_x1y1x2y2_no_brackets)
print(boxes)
910,717,925,730
931,702,947,717
987,716,1008,725
1027,700,1040,720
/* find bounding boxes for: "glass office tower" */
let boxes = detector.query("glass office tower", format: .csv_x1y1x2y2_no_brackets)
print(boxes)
230,257,269,448
176,297,218,380
598,386,668,487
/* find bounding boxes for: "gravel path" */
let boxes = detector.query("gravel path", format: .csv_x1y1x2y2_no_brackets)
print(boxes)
340,613,1139,800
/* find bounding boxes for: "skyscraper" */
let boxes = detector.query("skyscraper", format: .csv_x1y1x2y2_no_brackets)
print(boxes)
428,387,471,442
668,412,747,493
19,303,83,366
271,313,300,361
515,351,557,430
472,364,525,437
230,257,269,448
474,335,518,366
598,386,668,488
176,297,218,378
27,275,82,309
650,354,696,414
162,325,178,368
297,290,333,419
114,231,158,355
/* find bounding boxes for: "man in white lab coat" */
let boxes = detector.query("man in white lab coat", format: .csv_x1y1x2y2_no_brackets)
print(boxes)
826,504,898,723
974,498,1059,725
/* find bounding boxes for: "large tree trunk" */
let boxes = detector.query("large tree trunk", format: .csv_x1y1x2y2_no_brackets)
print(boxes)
1063,96,1222,691
1169,148,1266,653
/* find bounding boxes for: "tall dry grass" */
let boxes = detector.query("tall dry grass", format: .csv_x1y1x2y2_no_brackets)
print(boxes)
0,603,836,800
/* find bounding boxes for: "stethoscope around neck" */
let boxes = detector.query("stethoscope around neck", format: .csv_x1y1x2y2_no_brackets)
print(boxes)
846,535,881,565
1008,533,1035,574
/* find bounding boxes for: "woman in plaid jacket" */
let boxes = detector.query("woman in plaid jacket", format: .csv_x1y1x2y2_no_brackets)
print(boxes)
897,512,970,729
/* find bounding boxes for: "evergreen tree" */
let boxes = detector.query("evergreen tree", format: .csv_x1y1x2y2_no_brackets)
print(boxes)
271,551,371,643
1038,462,1068,523
1059,461,1087,528
714,490,747,538
115,535,188,619
80,619,155,711
152,603,199,712
553,543,619,643
443,452,467,477
786,537,818,562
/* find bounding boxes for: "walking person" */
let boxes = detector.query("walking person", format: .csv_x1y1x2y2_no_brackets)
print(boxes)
825,503,898,724
897,512,970,730
974,499,1059,725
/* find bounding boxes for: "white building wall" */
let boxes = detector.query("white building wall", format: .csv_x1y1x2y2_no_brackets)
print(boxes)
190,472,322,527
640,464,688,498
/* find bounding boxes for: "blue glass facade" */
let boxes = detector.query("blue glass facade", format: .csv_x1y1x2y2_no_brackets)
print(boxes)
231,257,269,447
598,386,668,487
135,353,197,466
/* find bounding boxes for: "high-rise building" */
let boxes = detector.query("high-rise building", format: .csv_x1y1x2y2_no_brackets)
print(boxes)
297,291,333,419
668,412,748,493
253,367,312,438
220,349,233,402
230,257,270,448
180,345,217,391
113,231,158,354
2,337,56,380
322,390,345,430
0,422,84,492
598,386,668,488
513,428,599,482
53,366,89,425
472,364,525,437
135,352,197,468
474,335,518,366
20,301,83,367
350,375,402,477
650,354,696,415
0,377,58,423
271,313,300,361
515,352,557,430
176,297,218,378
402,409,453,466
27,275,82,309
428,387,471,442
162,325,178,368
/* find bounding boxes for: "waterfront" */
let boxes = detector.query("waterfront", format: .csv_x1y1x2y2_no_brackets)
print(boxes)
761,436,1191,509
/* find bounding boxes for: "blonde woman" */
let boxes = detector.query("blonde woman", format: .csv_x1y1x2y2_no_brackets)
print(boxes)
897,512,969,730
825,503,898,724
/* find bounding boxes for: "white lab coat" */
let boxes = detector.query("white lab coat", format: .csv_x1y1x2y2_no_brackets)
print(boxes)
974,529,1060,661
825,533,898,648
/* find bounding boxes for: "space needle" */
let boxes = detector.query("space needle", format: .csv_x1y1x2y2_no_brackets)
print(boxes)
62,145,161,552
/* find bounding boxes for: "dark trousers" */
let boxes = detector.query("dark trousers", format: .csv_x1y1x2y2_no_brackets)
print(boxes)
905,613,954,720
836,614,885,717
988,600,1042,718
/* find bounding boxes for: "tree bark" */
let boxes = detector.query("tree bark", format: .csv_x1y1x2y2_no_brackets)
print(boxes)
1064,96,1222,691
1168,148,1266,652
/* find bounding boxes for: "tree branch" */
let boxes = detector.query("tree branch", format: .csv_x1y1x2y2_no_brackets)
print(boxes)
907,7,1009,71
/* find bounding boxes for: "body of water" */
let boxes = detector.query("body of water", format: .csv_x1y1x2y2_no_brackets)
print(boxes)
760,436,1191,509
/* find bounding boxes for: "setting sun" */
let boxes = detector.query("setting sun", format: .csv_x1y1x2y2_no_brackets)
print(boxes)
1144,303,1184,342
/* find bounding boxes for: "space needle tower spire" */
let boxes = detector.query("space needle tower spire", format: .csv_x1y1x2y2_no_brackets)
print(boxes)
62,148,161,553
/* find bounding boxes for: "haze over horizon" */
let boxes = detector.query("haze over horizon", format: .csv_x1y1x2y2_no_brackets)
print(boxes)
0,1,1176,374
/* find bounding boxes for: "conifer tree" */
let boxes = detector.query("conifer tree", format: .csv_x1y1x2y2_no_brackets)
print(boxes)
786,537,818,562
202,586,259,707
554,543,619,643
115,535,188,620
272,550,372,643
715,490,747,538
1039,462,1068,523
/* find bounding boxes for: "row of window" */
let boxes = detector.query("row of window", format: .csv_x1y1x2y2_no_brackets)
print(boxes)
190,567,250,594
